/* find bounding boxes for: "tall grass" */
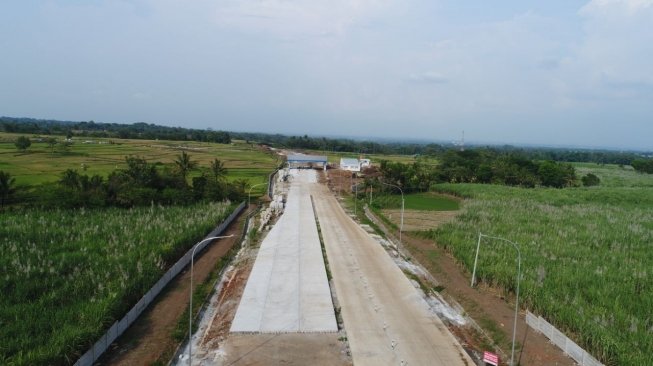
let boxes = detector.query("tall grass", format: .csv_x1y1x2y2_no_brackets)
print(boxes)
574,163,653,188
0,202,232,365
428,183,653,365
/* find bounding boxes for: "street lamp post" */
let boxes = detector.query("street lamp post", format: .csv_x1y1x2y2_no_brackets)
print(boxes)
378,181,404,245
352,173,357,215
248,181,268,209
188,235,234,366
470,233,522,366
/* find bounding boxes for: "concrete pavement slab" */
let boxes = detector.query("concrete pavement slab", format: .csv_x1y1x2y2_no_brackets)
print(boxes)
230,170,337,333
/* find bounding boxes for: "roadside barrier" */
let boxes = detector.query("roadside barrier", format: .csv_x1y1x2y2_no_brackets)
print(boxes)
268,168,279,197
525,311,603,366
169,204,261,364
74,201,246,366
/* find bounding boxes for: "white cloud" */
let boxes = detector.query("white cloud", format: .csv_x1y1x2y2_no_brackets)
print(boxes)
581,0,653,16
407,72,449,84
572,0,653,90
212,0,392,39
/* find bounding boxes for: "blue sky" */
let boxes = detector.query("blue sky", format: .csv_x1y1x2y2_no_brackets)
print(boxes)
1,0,652,149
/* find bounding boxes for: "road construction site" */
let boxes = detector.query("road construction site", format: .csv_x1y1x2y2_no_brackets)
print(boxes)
230,170,337,333
180,168,473,365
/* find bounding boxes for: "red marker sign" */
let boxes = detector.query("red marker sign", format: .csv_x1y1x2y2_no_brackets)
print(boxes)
483,351,499,366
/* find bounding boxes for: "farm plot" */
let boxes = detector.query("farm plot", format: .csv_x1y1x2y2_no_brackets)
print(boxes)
371,192,460,231
0,132,277,187
574,162,653,188
382,209,458,232
429,183,653,365
372,192,460,211
0,202,233,365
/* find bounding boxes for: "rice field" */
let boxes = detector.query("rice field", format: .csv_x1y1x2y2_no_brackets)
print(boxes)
371,192,460,211
427,166,653,365
0,132,277,191
0,202,233,365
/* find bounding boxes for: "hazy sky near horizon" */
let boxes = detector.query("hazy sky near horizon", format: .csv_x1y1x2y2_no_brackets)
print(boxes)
1,1,652,149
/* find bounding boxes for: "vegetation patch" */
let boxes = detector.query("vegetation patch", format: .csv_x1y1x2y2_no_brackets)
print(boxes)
372,192,459,211
0,202,233,365
0,132,276,187
429,181,653,365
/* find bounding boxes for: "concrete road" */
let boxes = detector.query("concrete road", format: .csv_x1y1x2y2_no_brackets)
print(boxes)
231,170,337,333
311,184,474,366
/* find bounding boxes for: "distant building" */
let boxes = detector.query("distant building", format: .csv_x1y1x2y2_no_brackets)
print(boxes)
287,154,328,170
359,159,371,168
340,158,361,172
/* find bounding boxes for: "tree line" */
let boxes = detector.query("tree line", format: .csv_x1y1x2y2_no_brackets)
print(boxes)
632,159,653,174
3,116,650,165
373,150,588,192
1,117,231,144
0,153,248,209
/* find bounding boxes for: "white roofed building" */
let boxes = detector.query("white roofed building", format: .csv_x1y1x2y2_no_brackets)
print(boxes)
340,158,361,172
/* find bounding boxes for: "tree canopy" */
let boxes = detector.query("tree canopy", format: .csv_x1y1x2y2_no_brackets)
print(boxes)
14,136,31,152
0,170,16,208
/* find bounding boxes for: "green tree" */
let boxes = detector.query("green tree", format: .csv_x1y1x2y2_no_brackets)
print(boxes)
174,151,197,183
59,169,81,189
210,158,228,182
123,156,160,188
632,159,653,174
14,136,31,152
0,170,16,208
538,161,576,188
228,179,249,201
45,137,57,154
581,173,601,187
57,140,72,153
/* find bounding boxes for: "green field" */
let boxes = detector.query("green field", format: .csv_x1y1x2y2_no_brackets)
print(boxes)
574,162,653,188
0,133,279,365
0,132,277,195
425,164,653,365
301,148,435,166
371,192,460,211
0,202,234,365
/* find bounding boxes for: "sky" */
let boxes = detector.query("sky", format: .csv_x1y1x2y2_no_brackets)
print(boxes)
1,0,652,150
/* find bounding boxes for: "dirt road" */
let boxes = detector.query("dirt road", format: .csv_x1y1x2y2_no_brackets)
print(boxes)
99,210,247,365
311,184,474,366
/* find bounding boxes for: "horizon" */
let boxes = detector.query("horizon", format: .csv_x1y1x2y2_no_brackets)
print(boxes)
3,114,650,153
1,1,652,151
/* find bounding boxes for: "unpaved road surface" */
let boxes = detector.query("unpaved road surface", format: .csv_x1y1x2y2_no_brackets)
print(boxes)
311,184,474,366
222,333,351,366
402,234,576,366
99,211,247,365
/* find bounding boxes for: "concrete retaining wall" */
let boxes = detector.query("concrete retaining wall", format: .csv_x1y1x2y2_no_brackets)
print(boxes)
74,201,246,366
268,169,279,198
525,311,603,366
